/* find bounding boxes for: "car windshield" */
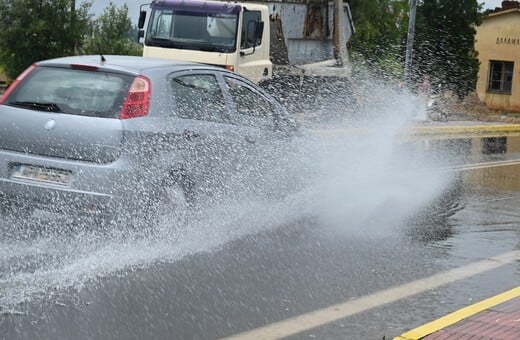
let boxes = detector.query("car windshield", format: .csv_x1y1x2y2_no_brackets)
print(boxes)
6,66,133,118
146,8,238,53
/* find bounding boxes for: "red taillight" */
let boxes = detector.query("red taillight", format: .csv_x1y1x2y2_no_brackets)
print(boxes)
225,65,235,72
70,64,98,71
119,75,151,119
0,64,36,105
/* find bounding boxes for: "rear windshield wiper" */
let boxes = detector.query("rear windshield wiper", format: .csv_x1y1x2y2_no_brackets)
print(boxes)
10,101,62,112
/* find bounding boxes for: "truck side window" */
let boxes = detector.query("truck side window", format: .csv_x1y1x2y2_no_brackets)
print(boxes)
241,10,261,49
171,74,226,123
224,76,274,130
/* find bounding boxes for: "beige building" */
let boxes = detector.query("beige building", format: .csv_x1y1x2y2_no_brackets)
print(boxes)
475,6,520,111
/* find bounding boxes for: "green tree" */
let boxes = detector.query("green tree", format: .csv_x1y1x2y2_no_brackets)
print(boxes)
82,2,142,56
348,0,409,78
413,0,482,97
0,0,92,79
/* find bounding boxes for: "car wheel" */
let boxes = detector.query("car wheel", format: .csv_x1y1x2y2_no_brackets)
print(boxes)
147,182,189,230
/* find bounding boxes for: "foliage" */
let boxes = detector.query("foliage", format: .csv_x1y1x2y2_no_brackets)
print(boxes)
348,0,410,79
82,2,142,56
348,0,483,97
413,0,482,97
0,1,142,79
0,0,92,79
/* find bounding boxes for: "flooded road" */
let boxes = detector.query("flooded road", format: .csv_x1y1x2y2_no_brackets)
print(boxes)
1,130,520,339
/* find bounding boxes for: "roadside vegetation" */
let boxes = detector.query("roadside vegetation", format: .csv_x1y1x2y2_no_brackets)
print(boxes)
0,0,488,107
348,0,482,99
0,0,141,80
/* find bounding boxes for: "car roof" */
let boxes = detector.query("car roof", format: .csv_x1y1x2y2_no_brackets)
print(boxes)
36,55,216,74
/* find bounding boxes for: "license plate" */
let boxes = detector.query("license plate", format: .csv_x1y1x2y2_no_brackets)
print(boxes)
11,164,72,186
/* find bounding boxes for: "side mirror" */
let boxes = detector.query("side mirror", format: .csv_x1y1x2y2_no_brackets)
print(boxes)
138,11,147,29
138,30,145,40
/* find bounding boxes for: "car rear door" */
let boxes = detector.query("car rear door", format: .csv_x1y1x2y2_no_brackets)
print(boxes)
220,74,290,198
162,70,244,199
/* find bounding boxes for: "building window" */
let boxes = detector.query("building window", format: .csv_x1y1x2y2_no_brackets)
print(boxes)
488,61,514,94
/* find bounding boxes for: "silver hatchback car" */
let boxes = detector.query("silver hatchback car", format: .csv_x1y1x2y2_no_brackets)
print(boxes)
0,55,298,225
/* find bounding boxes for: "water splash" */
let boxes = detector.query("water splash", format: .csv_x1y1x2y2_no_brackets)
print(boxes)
0,78,457,310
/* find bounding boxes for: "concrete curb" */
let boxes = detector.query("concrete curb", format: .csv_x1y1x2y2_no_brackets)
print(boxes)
314,123,520,140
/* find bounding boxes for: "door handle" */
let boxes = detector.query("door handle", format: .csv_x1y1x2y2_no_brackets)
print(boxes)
182,129,199,141
245,136,256,144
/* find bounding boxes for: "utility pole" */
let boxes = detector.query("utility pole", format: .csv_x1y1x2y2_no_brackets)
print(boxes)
332,0,348,66
404,0,417,86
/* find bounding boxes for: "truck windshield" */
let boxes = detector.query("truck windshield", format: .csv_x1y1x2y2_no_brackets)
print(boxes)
146,8,238,53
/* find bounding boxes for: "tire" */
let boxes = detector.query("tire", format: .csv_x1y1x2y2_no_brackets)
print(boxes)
146,182,189,230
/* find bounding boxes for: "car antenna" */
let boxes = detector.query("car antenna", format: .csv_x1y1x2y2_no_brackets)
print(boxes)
96,43,106,63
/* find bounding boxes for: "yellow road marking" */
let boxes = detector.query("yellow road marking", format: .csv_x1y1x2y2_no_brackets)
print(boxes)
395,286,520,340
224,251,518,340
315,124,520,140
411,124,520,139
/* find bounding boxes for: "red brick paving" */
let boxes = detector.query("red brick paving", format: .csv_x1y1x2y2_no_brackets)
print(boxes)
422,296,520,340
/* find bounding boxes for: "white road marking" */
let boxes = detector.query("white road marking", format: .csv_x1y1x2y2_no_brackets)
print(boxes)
225,251,519,340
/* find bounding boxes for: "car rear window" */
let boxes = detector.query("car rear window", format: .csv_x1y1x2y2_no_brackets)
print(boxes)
5,66,133,118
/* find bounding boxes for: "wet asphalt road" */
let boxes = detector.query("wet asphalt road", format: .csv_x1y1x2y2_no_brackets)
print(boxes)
1,179,519,339
2,71,519,339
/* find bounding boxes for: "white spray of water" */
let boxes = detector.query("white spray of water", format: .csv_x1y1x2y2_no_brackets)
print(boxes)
0,80,456,310
304,88,451,233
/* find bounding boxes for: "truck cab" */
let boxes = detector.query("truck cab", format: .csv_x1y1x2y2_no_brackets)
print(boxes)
139,0,272,83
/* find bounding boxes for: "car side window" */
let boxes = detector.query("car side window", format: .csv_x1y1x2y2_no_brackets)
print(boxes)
171,74,226,123
224,76,275,129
